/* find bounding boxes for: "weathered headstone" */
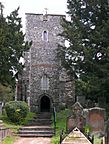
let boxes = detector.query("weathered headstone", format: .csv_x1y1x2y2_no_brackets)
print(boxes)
77,95,85,106
86,99,94,108
105,119,109,144
67,102,85,133
88,107,105,135
62,127,92,144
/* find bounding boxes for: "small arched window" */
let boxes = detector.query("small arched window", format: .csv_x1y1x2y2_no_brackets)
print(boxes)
42,31,48,41
41,75,49,90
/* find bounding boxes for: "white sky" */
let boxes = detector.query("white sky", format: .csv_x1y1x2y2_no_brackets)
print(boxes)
1,0,68,30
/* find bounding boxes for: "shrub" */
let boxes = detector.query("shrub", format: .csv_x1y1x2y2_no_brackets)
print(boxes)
5,101,29,124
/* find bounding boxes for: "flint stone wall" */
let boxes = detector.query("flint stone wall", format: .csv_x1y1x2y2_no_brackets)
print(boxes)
18,14,75,112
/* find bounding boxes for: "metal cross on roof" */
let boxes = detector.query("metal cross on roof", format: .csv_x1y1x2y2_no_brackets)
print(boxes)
44,8,48,15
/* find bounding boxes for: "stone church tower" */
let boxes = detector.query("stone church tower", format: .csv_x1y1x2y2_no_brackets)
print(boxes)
17,13,75,113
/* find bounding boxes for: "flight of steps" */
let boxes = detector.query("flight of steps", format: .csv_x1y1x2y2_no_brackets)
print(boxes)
17,112,55,137
27,112,52,126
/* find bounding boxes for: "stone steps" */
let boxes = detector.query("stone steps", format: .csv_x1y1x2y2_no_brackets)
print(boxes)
17,112,55,137
19,130,54,134
36,112,52,119
27,112,52,126
19,126,53,131
18,133,54,137
27,119,52,126
18,126,54,137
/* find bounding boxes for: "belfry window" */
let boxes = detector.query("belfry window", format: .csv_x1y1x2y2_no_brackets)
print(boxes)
41,75,49,90
42,31,48,41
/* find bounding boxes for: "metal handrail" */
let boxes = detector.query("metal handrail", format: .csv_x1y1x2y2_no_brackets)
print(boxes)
53,107,56,135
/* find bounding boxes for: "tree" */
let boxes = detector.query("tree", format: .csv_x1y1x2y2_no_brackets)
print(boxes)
60,0,109,102
0,5,31,88
0,83,14,102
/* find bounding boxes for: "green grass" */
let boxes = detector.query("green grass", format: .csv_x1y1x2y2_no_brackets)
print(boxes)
0,113,21,134
0,112,36,144
2,136,17,144
94,136,104,144
0,113,21,144
51,109,71,144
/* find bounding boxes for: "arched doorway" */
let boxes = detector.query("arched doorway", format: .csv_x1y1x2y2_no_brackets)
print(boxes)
40,96,50,112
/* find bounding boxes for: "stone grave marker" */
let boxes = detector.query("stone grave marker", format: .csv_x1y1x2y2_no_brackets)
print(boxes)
88,107,105,135
62,127,92,144
105,119,109,144
86,99,94,108
77,95,85,106
67,102,86,133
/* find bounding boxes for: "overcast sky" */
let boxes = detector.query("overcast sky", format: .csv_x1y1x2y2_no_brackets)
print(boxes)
1,0,67,30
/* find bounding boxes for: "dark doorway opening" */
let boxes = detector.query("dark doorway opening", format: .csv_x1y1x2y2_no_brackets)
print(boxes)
40,96,50,112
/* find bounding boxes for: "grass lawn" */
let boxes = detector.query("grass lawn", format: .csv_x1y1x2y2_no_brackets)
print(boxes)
94,136,104,144
51,109,71,144
2,136,17,144
0,112,36,144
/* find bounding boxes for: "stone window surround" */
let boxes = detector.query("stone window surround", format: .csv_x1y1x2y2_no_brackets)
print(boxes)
42,30,48,41
41,74,49,90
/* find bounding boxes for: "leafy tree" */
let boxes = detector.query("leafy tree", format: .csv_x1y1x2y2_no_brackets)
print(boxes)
0,83,14,102
0,4,31,88
60,0,109,102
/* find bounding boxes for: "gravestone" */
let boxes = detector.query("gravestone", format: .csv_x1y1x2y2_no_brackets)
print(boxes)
62,127,92,144
88,107,105,135
105,119,109,144
86,99,94,108
67,102,85,133
77,95,85,107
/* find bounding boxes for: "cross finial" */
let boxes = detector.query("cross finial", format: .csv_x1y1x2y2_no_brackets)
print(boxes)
44,8,48,15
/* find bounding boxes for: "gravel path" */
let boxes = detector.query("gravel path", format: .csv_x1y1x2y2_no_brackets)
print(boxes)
14,137,51,144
